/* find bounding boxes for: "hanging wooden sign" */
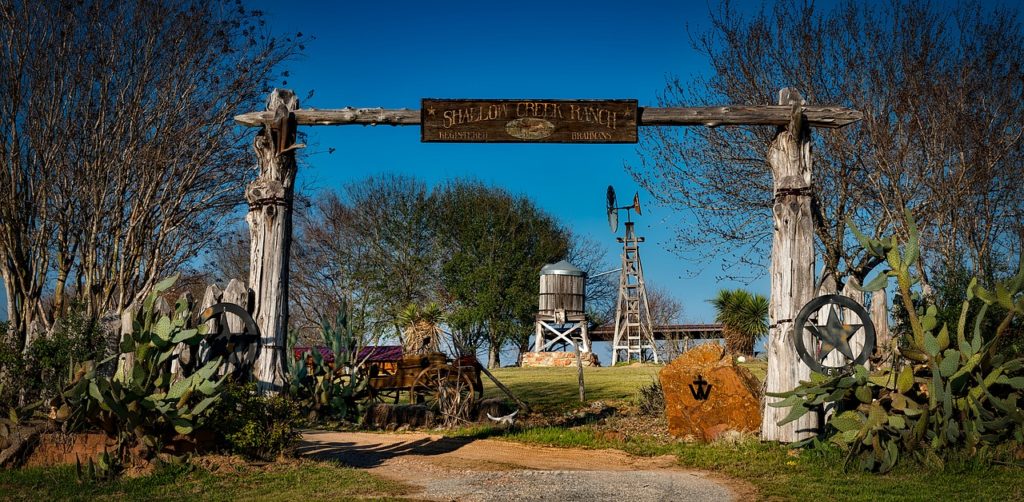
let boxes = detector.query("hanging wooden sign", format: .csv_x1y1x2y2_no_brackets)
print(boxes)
421,99,638,143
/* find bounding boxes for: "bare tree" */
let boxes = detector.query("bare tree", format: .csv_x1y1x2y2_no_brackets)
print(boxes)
290,176,439,343
565,233,618,326
0,0,297,350
646,285,685,326
630,0,1024,288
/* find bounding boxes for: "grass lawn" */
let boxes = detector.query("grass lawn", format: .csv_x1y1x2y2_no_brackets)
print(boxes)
483,360,768,412
0,460,408,501
484,365,661,411
476,363,1022,501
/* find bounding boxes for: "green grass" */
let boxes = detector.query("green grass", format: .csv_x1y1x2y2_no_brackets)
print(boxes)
484,361,767,412
0,460,408,501
484,365,662,411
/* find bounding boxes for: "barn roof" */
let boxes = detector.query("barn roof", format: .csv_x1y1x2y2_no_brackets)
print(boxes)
357,345,404,362
293,345,404,363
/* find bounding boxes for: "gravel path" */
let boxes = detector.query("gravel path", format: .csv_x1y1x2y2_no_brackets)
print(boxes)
298,430,739,501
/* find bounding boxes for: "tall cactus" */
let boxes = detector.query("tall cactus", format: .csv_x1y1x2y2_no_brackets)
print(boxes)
287,303,369,422
771,210,1024,472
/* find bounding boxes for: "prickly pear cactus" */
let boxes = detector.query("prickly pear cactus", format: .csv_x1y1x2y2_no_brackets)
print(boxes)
772,210,1024,472
63,274,226,460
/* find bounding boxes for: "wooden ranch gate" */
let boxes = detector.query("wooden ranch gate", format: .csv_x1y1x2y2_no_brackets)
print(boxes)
234,88,861,442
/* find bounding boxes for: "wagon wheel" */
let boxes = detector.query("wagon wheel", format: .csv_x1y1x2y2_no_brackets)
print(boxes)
368,387,401,404
412,366,476,423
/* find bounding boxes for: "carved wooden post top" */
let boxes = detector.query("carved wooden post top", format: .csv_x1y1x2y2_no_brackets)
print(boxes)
770,87,813,193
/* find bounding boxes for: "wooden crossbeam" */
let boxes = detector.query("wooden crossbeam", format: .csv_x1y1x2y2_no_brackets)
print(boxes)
539,321,582,351
234,105,862,129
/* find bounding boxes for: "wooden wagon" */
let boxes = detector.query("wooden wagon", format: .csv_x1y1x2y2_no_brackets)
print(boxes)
364,352,483,409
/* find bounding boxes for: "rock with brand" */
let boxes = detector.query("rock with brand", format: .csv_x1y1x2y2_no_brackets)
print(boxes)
659,343,762,441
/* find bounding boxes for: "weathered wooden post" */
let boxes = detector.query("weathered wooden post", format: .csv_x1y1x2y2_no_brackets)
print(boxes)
574,337,586,403
871,288,891,365
248,89,299,394
761,88,817,442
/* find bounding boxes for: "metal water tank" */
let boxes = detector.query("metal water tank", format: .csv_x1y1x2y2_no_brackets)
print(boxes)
538,260,586,316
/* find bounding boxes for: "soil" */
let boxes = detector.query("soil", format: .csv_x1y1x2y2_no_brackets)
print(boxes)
299,430,754,501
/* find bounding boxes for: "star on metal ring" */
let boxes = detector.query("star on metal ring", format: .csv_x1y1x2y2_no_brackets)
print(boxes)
793,294,876,376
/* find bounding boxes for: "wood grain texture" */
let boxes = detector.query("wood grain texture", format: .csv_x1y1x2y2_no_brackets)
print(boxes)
234,105,862,129
870,288,891,364
248,89,298,395
761,88,818,442
195,283,222,366
538,274,586,315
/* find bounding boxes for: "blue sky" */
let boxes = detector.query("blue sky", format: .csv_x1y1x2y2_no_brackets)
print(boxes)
238,0,768,324
0,0,774,325
5,0,747,324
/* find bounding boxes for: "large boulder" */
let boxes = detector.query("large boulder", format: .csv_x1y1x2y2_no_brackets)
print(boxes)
659,343,762,441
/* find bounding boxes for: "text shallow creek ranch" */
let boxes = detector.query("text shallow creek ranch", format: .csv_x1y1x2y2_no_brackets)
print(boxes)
421,99,638,143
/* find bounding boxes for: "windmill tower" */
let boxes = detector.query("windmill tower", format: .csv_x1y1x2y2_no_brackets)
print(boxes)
607,186,658,364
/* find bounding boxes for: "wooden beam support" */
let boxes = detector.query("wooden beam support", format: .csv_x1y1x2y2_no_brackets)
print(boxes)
234,105,862,129
639,105,861,128
761,88,818,442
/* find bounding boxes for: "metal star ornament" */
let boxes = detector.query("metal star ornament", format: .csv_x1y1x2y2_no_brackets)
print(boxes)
806,306,861,361
793,294,877,374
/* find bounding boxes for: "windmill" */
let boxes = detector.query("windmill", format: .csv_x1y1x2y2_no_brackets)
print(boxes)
607,186,658,364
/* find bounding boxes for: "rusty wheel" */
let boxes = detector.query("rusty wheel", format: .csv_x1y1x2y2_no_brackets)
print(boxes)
412,366,476,423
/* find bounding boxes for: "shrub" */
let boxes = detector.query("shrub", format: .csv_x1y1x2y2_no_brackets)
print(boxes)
772,211,1024,472
0,307,106,406
210,383,301,460
709,289,768,355
634,379,665,417
0,321,25,405
25,307,106,402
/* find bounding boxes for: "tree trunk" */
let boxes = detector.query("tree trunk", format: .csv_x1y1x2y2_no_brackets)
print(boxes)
488,342,500,369
762,88,817,442
249,89,299,395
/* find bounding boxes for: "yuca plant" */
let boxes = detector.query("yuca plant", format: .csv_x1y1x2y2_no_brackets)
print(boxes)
710,289,769,355
771,210,1024,472
63,275,227,464
288,304,370,422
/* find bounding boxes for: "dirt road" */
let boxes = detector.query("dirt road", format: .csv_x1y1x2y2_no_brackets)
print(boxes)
298,430,743,501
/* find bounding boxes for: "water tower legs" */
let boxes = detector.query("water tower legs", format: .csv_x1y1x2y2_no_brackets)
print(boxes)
534,311,590,354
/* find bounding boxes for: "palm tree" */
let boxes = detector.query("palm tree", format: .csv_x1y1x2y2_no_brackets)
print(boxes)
709,289,769,355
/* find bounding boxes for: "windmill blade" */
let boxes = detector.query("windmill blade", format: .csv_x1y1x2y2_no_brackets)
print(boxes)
608,208,618,233
632,192,642,216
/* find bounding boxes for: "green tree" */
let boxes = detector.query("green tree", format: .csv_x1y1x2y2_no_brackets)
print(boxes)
709,289,768,355
432,181,570,368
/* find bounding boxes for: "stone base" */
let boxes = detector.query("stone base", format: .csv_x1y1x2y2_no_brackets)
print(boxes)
521,351,600,367
659,344,762,441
